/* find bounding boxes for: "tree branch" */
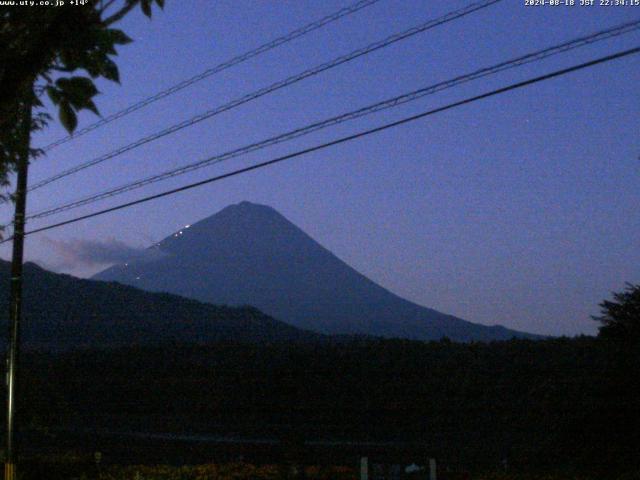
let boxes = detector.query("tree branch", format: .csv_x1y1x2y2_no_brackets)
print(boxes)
99,0,119,15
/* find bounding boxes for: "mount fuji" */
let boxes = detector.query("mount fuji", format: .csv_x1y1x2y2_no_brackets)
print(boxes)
94,201,537,341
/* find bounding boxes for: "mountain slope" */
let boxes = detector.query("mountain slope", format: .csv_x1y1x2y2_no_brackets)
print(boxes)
94,201,537,341
0,260,320,349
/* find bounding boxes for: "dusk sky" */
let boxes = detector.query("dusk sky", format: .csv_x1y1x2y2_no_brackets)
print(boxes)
1,0,638,337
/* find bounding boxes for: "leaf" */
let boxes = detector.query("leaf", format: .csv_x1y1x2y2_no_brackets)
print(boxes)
46,86,61,105
32,95,44,109
94,29,118,55
56,77,99,110
58,50,78,71
84,99,100,116
155,0,164,8
141,0,152,18
108,28,133,46
101,58,120,83
59,101,77,133
75,51,104,78
58,76,99,98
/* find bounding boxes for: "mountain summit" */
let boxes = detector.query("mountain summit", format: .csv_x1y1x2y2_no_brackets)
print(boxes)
94,201,536,341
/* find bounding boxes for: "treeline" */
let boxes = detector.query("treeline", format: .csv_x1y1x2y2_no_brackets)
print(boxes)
4,335,638,474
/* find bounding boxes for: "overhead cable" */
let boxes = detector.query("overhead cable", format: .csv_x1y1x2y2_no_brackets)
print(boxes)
29,0,502,192
25,19,640,221
2,45,635,244
39,0,383,152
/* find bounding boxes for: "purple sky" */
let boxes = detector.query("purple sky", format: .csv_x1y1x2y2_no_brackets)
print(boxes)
2,0,639,336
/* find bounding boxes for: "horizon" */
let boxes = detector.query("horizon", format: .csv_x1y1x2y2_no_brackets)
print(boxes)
4,199,623,338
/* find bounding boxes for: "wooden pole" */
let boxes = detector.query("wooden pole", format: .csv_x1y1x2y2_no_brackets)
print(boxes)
4,96,32,480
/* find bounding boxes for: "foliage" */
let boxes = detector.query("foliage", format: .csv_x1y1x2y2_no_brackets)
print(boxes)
593,283,640,343
22,460,640,480
83,463,356,480
0,0,164,207
3,335,637,475
471,474,638,480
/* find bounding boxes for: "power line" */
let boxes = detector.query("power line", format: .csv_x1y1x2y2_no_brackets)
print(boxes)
39,0,383,152
3,46,636,244
25,19,640,222
28,0,502,192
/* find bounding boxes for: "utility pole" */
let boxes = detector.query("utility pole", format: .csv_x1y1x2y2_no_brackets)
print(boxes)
4,97,32,480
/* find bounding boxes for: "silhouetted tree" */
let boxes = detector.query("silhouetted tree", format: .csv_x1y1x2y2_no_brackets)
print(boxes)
593,283,640,343
0,0,164,207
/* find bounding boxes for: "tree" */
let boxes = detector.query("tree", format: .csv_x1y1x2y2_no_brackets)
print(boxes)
593,283,640,342
0,0,165,207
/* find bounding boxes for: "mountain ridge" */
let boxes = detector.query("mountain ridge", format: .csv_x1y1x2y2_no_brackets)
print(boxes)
94,201,539,341
0,259,323,350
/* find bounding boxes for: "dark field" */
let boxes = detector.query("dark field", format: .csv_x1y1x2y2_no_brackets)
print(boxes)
1,335,637,479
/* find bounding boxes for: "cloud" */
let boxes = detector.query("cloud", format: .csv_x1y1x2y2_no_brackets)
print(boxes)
42,236,166,269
